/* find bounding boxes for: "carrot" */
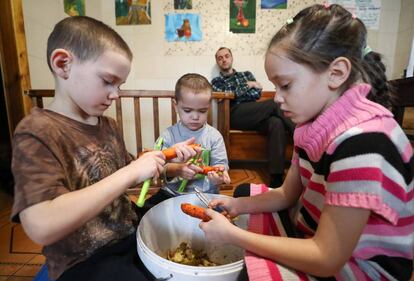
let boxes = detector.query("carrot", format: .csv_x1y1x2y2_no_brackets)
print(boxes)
199,166,222,175
162,144,200,160
181,203,211,222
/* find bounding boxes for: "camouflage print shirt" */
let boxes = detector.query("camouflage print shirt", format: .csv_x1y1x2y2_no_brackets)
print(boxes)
11,108,138,280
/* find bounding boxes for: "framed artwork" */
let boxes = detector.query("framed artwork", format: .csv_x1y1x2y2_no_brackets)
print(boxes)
165,13,202,42
261,0,287,9
115,0,152,25
230,0,256,33
64,0,85,16
174,0,192,9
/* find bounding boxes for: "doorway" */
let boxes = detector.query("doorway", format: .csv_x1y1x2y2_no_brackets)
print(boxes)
0,65,14,195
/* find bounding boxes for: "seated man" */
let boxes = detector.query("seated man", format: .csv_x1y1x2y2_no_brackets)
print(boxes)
212,47,294,187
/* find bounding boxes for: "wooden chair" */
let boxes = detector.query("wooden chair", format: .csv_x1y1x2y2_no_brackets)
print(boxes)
25,89,234,151
390,77,414,140
228,91,293,166
25,89,235,193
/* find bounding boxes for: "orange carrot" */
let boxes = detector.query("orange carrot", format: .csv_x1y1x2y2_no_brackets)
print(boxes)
181,203,211,222
162,144,200,160
199,166,222,175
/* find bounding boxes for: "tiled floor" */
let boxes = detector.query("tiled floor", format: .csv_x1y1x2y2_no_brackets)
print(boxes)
0,167,269,280
0,191,44,281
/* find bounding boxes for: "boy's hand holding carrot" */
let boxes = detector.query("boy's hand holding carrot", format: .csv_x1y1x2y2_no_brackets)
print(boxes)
163,137,201,162
128,150,165,186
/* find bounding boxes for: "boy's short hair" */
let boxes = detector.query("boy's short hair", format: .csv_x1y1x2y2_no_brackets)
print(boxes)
47,16,132,72
175,73,212,101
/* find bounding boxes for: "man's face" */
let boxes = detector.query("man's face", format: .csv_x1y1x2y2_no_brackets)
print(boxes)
215,48,233,72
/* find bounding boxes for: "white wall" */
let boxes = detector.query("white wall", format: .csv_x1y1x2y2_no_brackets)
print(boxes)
22,0,413,154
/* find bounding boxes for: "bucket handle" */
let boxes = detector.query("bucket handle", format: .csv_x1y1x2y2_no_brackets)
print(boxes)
155,274,173,281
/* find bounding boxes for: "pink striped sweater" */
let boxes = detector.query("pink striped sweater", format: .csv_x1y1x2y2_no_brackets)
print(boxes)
291,84,413,280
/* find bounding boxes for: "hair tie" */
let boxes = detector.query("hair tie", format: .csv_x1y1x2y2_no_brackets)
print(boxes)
363,46,372,57
323,2,330,9
286,18,294,25
352,13,357,19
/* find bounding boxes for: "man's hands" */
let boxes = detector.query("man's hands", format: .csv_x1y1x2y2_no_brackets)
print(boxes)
246,80,262,90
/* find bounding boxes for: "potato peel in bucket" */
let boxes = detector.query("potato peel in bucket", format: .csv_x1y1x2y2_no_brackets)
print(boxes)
163,242,219,267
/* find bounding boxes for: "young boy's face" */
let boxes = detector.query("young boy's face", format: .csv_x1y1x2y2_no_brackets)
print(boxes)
65,49,131,117
174,89,211,131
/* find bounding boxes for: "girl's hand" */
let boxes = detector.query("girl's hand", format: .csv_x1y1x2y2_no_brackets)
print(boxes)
199,209,237,245
170,137,201,163
206,166,230,185
129,150,165,185
208,197,239,218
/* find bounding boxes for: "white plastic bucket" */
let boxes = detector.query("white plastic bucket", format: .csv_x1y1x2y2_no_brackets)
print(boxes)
137,194,248,281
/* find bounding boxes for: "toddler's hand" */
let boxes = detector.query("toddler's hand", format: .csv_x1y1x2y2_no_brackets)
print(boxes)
206,166,230,185
170,137,201,163
130,150,165,185
176,163,202,179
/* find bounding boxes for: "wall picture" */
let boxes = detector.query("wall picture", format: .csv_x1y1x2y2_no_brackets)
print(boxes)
115,0,152,25
174,0,192,10
230,0,256,33
165,13,202,42
64,0,85,16
261,0,287,9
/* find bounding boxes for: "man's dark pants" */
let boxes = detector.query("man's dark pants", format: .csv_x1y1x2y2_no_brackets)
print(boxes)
230,99,295,175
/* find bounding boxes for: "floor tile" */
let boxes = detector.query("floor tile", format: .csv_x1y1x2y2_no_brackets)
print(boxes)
10,224,41,254
5,276,34,281
13,263,41,277
0,264,23,276
27,255,45,265
0,223,37,264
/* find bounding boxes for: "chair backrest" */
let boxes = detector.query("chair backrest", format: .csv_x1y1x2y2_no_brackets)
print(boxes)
25,89,234,153
390,77,414,126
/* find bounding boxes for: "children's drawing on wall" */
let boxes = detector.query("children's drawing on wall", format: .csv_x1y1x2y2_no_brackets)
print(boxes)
115,0,152,25
64,0,85,16
261,0,287,9
230,0,256,33
174,0,192,10
165,14,202,42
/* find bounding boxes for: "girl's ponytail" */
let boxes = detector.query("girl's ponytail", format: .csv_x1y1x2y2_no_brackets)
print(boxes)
361,51,395,108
